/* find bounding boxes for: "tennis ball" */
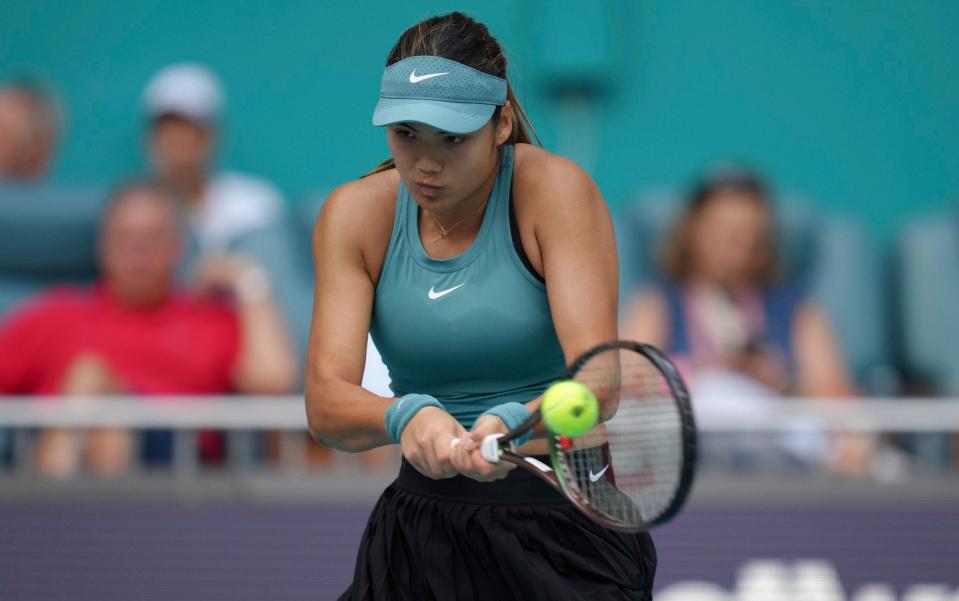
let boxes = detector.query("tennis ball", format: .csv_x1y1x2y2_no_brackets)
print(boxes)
541,381,599,437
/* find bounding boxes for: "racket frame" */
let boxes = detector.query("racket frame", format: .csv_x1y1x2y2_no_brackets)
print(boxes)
487,340,698,532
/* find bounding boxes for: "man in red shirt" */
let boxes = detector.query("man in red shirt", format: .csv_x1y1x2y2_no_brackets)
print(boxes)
0,180,297,476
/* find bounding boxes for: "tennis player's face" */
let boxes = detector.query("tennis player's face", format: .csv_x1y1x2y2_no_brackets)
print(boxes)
100,192,182,306
689,193,770,287
386,114,512,212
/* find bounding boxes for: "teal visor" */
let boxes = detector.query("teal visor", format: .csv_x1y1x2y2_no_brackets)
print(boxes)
372,56,507,134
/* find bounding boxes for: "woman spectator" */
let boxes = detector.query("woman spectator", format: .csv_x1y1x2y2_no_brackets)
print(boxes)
623,169,858,469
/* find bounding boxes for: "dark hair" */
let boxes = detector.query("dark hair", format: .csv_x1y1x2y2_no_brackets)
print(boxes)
367,12,540,175
663,167,778,283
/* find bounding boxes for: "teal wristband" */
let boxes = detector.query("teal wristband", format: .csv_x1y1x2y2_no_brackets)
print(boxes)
479,402,533,446
385,394,444,443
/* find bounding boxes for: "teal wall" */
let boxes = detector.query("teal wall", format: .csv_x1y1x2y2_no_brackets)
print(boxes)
2,1,957,240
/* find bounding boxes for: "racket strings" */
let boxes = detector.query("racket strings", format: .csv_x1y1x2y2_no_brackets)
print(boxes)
556,349,685,527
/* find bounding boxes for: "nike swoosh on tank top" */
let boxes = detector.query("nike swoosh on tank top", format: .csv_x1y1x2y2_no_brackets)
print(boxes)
370,144,567,428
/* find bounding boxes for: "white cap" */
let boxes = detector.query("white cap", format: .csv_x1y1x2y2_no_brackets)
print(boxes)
143,63,223,125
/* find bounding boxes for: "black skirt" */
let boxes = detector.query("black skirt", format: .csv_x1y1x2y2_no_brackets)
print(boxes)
338,458,657,601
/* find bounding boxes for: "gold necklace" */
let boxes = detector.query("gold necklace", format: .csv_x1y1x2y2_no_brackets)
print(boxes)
427,200,488,243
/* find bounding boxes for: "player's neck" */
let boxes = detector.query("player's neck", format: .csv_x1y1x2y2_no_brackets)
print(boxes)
420,165,497,251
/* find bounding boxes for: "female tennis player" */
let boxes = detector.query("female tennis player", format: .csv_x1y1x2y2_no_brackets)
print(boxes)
306,12,656,600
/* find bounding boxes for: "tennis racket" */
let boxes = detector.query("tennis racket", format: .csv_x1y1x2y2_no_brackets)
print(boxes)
456,340,697,532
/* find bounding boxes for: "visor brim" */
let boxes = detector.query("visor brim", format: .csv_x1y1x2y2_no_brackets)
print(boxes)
372,98,496,134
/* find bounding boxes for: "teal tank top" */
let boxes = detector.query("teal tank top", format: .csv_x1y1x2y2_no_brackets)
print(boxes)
370,144,567,428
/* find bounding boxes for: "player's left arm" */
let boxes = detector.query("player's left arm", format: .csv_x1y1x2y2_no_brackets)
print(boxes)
458,154,618,480
533,156,619,371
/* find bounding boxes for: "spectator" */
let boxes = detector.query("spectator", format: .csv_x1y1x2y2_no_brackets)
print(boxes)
0,180,297,477
623,169,859,469
0,78,61,181
142,63,283,253
142,64,310,463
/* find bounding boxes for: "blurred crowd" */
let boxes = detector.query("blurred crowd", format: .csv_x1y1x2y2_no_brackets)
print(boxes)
0,64,956,479
0,65,395,477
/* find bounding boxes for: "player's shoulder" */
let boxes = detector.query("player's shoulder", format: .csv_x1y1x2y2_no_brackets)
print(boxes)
322,169,397,210
515,143,594,182
513,144,603,217
313,169,399,247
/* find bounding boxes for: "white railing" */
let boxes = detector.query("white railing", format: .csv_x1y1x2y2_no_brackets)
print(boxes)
1,395,957,496
0,395,305,429
1,395,959,432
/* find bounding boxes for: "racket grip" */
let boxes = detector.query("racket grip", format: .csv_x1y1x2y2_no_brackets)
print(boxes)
480,433,504,463
449,435,504,463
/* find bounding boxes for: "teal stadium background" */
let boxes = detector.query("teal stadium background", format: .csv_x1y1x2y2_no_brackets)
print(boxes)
2,7,959,598
1,0,957,242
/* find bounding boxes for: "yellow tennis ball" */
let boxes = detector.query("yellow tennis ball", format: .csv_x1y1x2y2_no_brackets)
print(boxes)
541,380,599,437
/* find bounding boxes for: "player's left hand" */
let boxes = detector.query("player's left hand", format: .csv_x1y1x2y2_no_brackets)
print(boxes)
451,414,516,482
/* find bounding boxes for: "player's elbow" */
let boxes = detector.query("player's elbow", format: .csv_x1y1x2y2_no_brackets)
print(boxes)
306,414,370,453
305,386,369,452
306,418,342,452
305,394,336,447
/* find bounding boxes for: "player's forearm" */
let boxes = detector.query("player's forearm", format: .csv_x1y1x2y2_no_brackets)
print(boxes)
305,377,394,452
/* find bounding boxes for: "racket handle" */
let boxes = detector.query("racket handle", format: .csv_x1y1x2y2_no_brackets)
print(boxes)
449,435,505,463
480,433,504,463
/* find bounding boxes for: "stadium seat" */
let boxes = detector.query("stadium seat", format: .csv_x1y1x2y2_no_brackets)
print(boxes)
616,192,890,391
896,212,959,395
0,184,105,467
0,184,104,317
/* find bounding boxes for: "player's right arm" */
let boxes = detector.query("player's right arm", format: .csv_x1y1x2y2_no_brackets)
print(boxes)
305,178,392,452
305,176,465,477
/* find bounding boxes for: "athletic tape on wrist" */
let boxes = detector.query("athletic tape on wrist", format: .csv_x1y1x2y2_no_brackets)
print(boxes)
480,402,533,446
385,394,445,443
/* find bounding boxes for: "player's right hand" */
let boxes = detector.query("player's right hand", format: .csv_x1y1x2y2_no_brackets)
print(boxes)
400,407,467,480
450,413,515,482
